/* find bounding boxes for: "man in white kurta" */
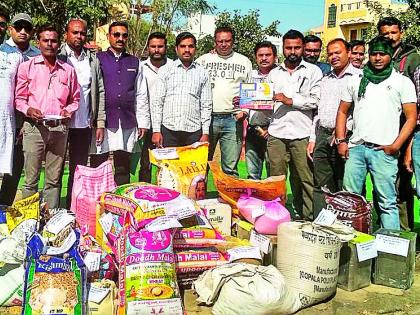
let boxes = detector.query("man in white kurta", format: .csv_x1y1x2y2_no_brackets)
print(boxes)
0,48,23,174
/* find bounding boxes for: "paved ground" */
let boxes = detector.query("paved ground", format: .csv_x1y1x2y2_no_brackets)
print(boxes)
184,255,420,315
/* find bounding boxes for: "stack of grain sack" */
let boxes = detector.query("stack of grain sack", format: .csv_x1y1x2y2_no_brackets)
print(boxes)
191,159,359,314
0,142,415,315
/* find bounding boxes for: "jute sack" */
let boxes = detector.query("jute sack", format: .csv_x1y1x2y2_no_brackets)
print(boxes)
276,222,350,309
193,263,300,315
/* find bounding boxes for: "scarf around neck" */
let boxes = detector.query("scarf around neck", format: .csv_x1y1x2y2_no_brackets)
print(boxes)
357,60,394,98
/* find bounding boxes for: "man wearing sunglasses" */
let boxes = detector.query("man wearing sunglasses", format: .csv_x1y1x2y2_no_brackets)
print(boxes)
90,21,149,185
1,13,40,60
0,13,40,206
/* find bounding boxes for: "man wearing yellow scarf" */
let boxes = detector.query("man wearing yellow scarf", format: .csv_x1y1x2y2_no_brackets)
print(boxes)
335,36,417,229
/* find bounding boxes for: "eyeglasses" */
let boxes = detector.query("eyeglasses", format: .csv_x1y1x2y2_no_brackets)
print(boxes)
111,32,128,39
0,22,7,28
13,23,33,32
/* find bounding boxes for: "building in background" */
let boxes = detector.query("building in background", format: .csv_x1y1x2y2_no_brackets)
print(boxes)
322,0,408,44
188,13,216,40
309,24,324,39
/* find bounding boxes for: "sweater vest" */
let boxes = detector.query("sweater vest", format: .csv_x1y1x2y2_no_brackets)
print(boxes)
97,50,139,129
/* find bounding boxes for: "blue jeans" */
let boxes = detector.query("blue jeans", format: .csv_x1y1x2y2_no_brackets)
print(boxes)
245,126,268,180
412,131,420,198
209,114,243,176
343,144,399,230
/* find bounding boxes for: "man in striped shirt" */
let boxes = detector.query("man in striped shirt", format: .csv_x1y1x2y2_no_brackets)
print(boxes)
151,32,212,147
308,38,362,217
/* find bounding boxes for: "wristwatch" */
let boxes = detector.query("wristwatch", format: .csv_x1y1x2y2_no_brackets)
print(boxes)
334,138,347,145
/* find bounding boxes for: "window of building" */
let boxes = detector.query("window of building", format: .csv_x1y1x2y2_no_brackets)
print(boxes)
361,28,368,39
328,4,337,28
350,29,358,41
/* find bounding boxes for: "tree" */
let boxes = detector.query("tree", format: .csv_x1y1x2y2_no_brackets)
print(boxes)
364,0,420,47
196,10,280,62
0,0,127,37
149,0,215,33
126,0,214,57
196,34,213,57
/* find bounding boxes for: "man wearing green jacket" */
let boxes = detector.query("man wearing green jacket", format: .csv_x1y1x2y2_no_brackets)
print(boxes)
378,16,420,231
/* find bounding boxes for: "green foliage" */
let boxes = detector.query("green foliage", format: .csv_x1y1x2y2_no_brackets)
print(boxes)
126,0,213,58
196,34,214,57
0,0,127,38
127,17,152,57
200,9,281,62
150,0,215,33
364,0,420,47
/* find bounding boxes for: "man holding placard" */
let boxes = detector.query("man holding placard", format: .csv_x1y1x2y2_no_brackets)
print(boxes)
243,41,277,180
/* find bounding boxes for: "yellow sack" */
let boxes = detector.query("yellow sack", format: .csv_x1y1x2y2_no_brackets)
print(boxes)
6,193,40,240
150,143,208,200
208,161,286,209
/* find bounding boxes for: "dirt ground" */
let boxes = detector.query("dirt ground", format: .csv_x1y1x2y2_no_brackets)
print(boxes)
184,255,420,315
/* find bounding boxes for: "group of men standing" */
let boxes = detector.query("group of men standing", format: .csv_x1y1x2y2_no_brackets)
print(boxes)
0,11,419,231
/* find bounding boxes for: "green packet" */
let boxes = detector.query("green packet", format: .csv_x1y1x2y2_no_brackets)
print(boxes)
22,232,86,315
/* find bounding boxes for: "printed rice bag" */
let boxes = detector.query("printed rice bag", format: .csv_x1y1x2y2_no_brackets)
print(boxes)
149,143,208,200
0,235,26,264
175,247,228,275
0,205,8,236
0,263,25,307
174,209,225,248
22,232,86,315
99,184,199,228
118,214,183,315
116,183,200,223
6,193,40,241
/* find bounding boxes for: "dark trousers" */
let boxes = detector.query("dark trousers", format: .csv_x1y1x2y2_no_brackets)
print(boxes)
90,150,131,186
65,127,92,209
161,125,202,147
397,143,414,231
138,130,152,183
312,126,345,218
0,129,24,206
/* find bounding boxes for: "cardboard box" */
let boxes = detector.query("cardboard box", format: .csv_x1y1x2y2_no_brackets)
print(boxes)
373,229,417,289
338,233,374,291
232,218,254,240
197,199,232,236
232,220,277,266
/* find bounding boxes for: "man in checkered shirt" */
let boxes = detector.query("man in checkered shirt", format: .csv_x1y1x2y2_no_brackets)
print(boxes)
151,32,212,147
